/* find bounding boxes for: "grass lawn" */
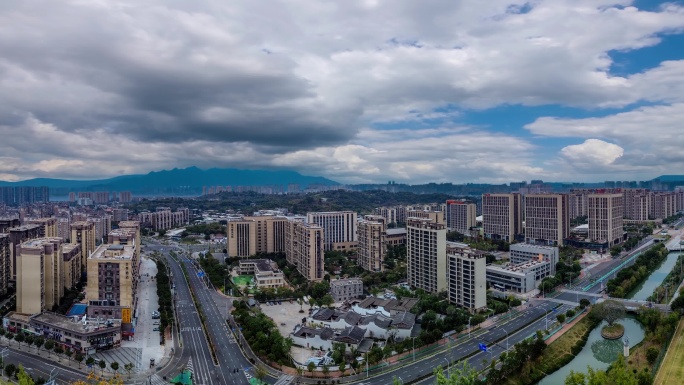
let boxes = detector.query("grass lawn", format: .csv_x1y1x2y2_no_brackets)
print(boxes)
654,317,684,385
233,275,254,286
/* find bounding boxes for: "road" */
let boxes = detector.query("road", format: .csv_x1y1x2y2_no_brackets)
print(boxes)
0,344,90,384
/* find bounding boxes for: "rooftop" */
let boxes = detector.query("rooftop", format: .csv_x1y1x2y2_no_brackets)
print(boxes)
32,312,120,334
386,228,407,236
90,243,134,260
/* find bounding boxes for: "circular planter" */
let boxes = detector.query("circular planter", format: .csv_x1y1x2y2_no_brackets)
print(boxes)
601,323,625,340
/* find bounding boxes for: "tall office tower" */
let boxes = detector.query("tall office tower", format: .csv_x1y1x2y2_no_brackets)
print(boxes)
86,243,136,309
406,217,446,294
374,207,397,225
447,245,487,311
242,215,289,254
227,219,257,258
0,235,10,296
588,193,624,247
482,193,522,242
675,186,684,212
68,192,77,202
17,238,64,314
306,211,358,251
357,215,387,272
8,224,42,280
445,200,477,234
285,220,324,281
568,192,588,219
62,243,82,289
524,194,570,246
27,217,58,238
71,221,96,271
119,191,132,203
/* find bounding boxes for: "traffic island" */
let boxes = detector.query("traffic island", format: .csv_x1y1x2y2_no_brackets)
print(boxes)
601,323,625,340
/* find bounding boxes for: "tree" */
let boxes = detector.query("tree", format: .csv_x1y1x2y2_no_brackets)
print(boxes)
307,361,316,377
320,294,335,308
591,300,626,326
86,356,96,371
99,359,107,375
254,365,267,381
110,361,119,374
4,363,16,379
433,360,482,385
646,347,659,364
339,361,346,376
33,337,44,355
75,352,85,368
322,364,330,378
65,348,73,361
124,363,134,378
14,333,24,347
54,345,64,361
44,340,55,358
579,298,591,308
17,366,34,385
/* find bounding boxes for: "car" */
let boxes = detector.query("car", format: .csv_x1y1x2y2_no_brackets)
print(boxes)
152,315,160,319
277,301,282,305
153,321,160,325
153,327,160,331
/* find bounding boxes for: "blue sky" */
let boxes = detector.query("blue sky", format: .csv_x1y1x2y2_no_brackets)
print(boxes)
0,0,683,184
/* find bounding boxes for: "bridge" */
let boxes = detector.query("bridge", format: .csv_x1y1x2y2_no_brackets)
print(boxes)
556,289,671,313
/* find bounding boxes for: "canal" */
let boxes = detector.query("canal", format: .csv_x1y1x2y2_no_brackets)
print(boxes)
537,251,680,384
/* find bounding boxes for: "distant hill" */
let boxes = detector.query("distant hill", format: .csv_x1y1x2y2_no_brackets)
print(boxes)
653,175,684,183
0,167,339,196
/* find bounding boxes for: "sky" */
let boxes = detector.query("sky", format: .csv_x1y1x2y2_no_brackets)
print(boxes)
1,0,684,185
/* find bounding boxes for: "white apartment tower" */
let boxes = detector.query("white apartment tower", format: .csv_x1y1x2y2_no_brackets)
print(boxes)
406,217,447,294
306,211,358,251
447,245,487,311
588,193,624,247
482,193,522,242
357,215,387,272
445,200,477,234
524,194,570,246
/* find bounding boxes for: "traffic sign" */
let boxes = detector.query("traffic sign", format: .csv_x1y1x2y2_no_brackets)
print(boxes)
197,271,205,278
478,343,487,352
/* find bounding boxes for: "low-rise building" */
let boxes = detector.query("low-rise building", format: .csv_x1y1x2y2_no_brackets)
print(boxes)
509,243,559,275
237,259,285,289
486,259,554,293
385,228,406,246
330,278,363,302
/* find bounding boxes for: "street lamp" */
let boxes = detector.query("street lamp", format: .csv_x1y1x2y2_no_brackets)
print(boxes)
502,328,509,352
412,336,416,362
1,348,8,377
468,316,472,339
444,358,450,378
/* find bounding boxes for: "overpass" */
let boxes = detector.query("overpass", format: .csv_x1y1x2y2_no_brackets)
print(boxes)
595,297,671,313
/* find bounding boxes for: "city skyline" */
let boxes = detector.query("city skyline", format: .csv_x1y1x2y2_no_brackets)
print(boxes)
1,1,683,185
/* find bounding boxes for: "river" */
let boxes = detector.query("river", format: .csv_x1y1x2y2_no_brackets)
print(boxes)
537,251,680,384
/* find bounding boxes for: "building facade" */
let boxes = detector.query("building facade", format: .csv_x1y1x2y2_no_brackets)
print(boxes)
406,218,446,294
510,243,559,275
482,193,522,242
306,211,358,251
85,244,135,309
285,220,325,281
330,278,364,302
357,215,386,272
17,238,64,314
447,245,486,311
226,219,257,257
71,221,96,272
588,193,624,247
445,200,477,234
524,194,569,246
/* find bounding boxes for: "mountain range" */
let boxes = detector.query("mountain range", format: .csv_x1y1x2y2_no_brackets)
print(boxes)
0,167,339,196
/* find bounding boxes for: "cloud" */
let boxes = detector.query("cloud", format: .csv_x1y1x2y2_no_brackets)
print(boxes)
0,1,684,182
560,139,624,167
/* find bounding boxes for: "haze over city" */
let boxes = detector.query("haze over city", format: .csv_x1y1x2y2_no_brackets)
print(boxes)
1,1,683,184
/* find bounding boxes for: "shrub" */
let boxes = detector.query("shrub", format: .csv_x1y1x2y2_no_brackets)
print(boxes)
646,347,659,364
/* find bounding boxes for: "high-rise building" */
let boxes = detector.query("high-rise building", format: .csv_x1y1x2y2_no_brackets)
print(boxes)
112,209,129,222
524,194,569,246
71,221,96,271
447,244,486,311
285,220,324,281
0,186,49,206
17,238,64,314
226,219,257,258
62,243,82,289
8,224,42,280
651,192,676,220
588,193,624,247
242,216,289,254
373,207,397,225
357,215,386,272
0,235,10,297
445,200,477,234
482,193,522,242
406,210,445,225
622,189,651,221
119,191,132,203
26,218,58,238
306,211,358,251
406,217,446,294
57,218,71,241
68,192,77,202
86,243,136,309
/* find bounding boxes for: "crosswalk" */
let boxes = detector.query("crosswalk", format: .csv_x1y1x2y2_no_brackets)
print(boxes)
149,374,167,385
274,374,294,385
186,357,195,377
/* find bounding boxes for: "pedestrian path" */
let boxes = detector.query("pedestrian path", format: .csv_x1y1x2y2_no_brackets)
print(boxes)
90,347,141,373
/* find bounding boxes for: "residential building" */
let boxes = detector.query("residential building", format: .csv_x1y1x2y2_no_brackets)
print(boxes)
406,217,447,294
57,218,71,241
330,278,363,302
524,194,569,246
0,235,10,296
226,219,256,257
623,189,651,221
0,186,49,206
651,192,676,220
112,209,129,222
85,243,136,312
62,243,82,289
446,244,486,311
445,200,477,234
357,215,386,272
385,228,406,246
306,211,358,251
236,259,285,289
71,221,96,271
26,218,58,238
285,220,324,281
8,224,42,280
0,218,20,233
138,207,189,231
482,193,522,242
568,192,588,219
17,238,64,314
119,191,132,203
242,215,289,254
588,193,624,247
406,210,445,225
374,207,397,225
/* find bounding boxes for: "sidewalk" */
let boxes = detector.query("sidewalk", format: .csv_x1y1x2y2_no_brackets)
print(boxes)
544,310,588,345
